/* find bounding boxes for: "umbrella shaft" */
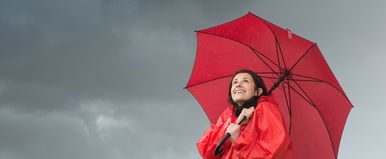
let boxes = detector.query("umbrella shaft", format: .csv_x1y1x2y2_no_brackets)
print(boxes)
268,71,290,95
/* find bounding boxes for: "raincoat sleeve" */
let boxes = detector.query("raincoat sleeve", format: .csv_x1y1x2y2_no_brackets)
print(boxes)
231,101,291,159
196,107,234,159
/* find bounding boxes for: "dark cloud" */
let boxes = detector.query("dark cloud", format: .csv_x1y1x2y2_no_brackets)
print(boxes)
0,108,109,159
0,0,255,111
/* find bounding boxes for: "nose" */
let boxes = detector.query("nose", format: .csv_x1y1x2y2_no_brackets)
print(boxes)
235,81,242,87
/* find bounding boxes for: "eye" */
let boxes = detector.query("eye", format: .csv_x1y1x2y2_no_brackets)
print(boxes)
243,79,249,83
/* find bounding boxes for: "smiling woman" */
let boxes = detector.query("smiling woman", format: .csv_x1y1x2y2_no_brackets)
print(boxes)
228,70,267,119
196,69,292,159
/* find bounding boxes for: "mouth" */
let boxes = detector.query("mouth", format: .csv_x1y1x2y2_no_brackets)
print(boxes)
234,89,246,94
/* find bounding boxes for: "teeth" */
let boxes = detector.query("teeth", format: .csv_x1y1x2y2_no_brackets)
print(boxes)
236,90,244,94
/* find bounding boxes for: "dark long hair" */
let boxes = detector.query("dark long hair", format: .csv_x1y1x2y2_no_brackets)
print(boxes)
228,69,268,117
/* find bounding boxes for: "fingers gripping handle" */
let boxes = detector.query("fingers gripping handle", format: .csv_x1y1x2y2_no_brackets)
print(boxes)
214,116,246,156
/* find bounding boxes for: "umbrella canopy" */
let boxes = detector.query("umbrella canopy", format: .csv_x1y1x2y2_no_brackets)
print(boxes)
186,12,352,159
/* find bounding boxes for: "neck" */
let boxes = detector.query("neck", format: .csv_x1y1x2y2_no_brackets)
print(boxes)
236,102,244,107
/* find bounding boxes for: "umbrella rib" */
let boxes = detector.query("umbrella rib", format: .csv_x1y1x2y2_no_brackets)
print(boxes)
288,44,316,72
287,79,321,82
312,105,338,159
291,73,323,81
262,73,322,82
291,79,316,108
281,80,315,107
290,74,354,108
276,37,289,70
285,78,293,134
250,49,281,78
283,80,339,159
261,73,351,108
260,74,320,82
247,14,289,71
250,13,313,74
260,75,280,80
281,77,291,115
276,39,282,76
184,74,233,89
250,47,281,71
272,74,353,108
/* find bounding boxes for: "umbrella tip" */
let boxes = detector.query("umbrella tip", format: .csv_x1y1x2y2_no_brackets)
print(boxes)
286,29,293,39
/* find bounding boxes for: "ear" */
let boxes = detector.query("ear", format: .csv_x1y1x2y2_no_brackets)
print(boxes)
255,88,263,97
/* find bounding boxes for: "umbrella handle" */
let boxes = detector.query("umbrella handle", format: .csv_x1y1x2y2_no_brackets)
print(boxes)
214,116,246,156
214,133,231,155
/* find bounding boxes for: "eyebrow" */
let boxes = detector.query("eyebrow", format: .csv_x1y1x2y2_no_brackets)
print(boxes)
233,77,249,81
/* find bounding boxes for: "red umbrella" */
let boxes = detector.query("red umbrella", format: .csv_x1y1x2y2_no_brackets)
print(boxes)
185,12,352,159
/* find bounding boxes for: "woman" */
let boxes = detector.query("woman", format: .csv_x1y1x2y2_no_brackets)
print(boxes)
196,69,292,159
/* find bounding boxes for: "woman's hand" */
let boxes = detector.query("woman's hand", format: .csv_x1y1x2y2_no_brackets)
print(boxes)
236,107,254,126
226,123,240,143
226,107,255,143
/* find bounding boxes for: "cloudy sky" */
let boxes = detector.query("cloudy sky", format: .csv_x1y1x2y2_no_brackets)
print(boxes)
0,0,385,158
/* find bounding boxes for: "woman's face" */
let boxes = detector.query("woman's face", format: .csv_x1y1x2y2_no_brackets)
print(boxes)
231,73,258,106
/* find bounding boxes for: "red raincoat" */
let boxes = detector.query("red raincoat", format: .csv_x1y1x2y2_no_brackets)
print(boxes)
197,96,292,159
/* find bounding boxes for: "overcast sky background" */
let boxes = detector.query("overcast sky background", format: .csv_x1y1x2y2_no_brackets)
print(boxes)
0,0,385,159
